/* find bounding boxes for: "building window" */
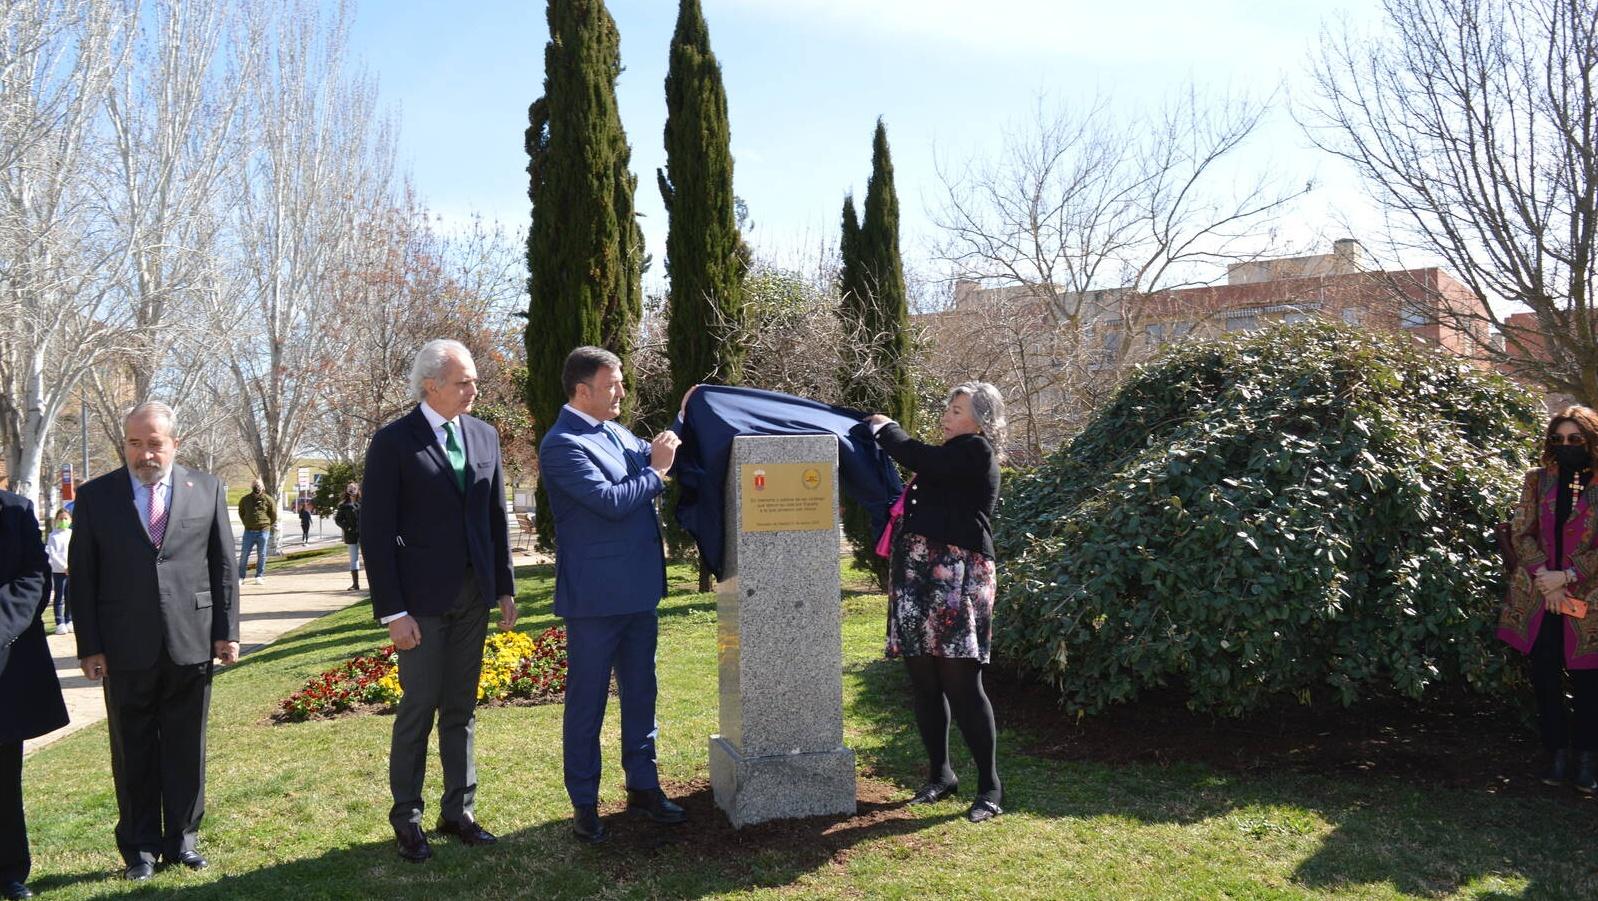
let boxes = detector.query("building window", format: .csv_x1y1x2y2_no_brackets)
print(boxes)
1341,307,1365,326
1283,312,1313,325
1224,312,1258,332
1171,321,1193,339
1400,300,1430,328
1144,323,1165,345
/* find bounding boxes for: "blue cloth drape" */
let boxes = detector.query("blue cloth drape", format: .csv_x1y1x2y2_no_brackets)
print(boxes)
672,386,903,579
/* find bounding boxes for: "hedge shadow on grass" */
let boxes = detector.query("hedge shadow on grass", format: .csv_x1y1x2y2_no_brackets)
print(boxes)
847,653,1593,898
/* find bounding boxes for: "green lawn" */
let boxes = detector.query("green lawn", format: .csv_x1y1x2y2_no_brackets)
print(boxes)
19,563,1594,899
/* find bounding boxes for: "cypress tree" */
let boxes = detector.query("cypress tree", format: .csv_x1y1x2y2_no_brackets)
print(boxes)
837,120,914,579
525,0,644,548
838,193,865,350
658,0,743,589
858,119,915,429
659,0,744,399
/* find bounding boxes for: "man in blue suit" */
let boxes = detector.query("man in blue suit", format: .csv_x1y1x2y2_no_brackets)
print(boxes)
0,490,68,900
361,339,517,862
539,346,686,843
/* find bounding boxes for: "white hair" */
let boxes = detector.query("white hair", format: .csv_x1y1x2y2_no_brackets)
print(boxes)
410,339,474,402
124,401,177,436
948,381,1007,460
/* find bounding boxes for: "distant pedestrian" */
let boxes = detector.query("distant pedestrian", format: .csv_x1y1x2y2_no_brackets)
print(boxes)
44,508,72,634
298,501,312,545
334,484,361,591
237,479,276,586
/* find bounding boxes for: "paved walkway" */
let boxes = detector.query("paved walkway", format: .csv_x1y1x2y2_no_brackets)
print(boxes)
26,554,369,755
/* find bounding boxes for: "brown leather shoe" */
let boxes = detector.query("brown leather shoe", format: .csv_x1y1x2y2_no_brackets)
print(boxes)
436,815,498,846
394,823,432,862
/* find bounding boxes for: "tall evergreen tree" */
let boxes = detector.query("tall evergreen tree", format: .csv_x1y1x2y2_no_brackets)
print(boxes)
838,120,915,578
838,193,865,345
659,0,744,400
858,119,914,428
525,0,644,548
658,0,743,588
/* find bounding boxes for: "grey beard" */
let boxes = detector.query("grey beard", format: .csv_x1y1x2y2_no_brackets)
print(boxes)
128,462,171,486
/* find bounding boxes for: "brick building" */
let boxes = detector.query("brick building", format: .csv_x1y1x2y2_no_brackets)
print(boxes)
925,240,1512,460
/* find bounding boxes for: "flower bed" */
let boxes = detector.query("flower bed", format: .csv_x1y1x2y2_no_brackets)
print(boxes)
275,627,567,723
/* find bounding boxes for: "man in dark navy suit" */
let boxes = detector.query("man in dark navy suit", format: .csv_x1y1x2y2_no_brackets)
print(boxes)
0,490,68,900
538,346,686,844
361,339,517,862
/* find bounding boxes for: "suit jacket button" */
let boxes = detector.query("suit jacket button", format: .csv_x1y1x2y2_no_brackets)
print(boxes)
909,499,917,505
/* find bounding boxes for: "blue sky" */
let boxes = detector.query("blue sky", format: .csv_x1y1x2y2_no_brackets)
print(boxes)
347,0,1385,295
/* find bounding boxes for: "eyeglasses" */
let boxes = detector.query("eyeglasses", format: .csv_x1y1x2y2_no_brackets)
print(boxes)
1548,433,1589,446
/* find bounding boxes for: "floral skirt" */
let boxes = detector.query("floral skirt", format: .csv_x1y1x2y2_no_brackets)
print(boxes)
886,530,996,663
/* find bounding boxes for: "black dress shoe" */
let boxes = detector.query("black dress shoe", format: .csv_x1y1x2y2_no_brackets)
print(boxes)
571,804,608,844
626,787,687,825
966,796,1004,823
3,880,33,899
1541,748,1572,785
124,862,155,881
170,850,208,870
394,823,433,862
908,781,959,805
437,815,498,846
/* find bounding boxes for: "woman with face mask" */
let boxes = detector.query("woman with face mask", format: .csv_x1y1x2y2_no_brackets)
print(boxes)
1499,405,1598,793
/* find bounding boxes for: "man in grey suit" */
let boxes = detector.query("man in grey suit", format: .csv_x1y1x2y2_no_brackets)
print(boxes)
71,402,239,881
361,339,517,863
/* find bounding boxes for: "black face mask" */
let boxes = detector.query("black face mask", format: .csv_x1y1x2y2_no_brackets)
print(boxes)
1553,444,1591,471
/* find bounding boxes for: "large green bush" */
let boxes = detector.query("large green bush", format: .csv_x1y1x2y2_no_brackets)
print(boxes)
995,323,1541,716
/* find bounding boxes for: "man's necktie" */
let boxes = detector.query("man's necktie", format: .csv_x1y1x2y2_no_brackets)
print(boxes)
602,423,639,475
442,421,467,492
148,482,167,548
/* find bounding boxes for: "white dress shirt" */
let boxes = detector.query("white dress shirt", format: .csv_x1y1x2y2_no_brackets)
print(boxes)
420,400,462,450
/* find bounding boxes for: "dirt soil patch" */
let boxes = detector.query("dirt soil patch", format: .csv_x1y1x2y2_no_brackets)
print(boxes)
587,775,932,878
985,666,1580,801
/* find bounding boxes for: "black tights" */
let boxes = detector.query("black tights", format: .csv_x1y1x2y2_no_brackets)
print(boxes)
1530,612,1598,752
903,655,1000,801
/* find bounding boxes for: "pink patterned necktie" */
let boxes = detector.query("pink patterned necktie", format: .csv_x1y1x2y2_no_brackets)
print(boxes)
148,482,168,548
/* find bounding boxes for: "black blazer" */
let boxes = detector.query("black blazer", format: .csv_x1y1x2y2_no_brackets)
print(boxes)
875,425,1000,558
360,406,515,620
69,465,239,670
0,490,68,744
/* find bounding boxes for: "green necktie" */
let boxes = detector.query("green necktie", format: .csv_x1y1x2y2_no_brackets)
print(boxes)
442,421,467,492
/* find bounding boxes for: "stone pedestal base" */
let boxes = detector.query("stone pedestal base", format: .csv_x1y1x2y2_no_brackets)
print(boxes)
709,735,856,829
